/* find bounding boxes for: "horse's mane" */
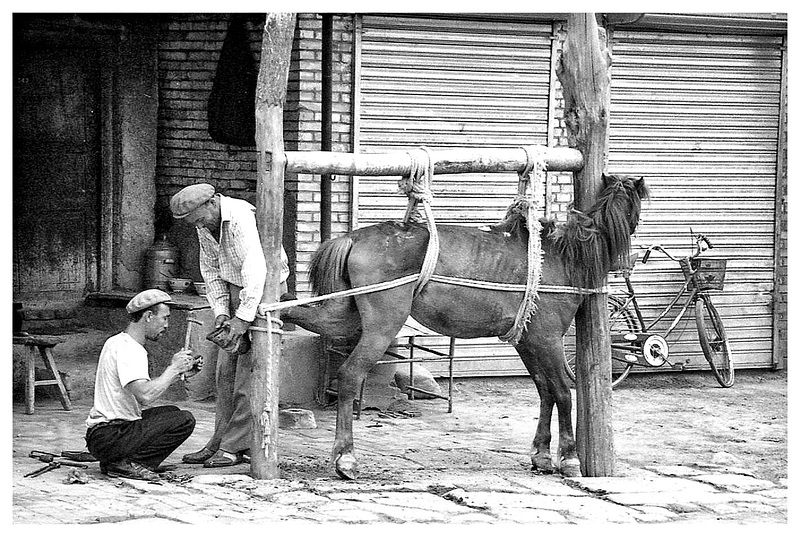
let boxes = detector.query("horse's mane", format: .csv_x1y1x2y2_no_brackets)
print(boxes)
552,174,649,288
492,174,649,289
489,199,530,236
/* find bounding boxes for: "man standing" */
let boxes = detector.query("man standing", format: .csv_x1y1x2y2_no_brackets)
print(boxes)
171,183,289,468
85,289,198,481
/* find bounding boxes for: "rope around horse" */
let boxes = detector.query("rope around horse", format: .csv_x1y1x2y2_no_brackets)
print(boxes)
257,273,607,317
499,145,544,344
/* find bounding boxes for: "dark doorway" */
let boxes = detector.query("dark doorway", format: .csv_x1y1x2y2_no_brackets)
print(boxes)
13,45,101,305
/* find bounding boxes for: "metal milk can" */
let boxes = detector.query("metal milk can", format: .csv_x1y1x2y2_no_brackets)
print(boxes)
143,235,180,291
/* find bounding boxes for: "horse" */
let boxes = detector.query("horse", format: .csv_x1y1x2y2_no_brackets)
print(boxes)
280,173,649,480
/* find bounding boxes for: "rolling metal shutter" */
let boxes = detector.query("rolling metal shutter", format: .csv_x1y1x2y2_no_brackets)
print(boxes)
355,15,555,376
607,30,784,370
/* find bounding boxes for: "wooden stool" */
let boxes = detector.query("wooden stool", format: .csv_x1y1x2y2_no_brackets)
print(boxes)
13,334,73,414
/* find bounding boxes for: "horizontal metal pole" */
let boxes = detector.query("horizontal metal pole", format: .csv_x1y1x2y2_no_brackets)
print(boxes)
285,146,583,176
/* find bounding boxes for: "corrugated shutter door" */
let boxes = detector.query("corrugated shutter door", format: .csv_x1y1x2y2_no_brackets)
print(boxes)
608,30,782,370
356,15,554,376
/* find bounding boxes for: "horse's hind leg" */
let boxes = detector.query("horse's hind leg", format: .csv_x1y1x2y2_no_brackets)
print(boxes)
331,290,410,480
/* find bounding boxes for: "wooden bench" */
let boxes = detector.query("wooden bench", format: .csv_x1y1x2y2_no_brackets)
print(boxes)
13,334,73,414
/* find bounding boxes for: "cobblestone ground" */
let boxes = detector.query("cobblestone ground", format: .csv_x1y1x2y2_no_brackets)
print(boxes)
12,374,788,525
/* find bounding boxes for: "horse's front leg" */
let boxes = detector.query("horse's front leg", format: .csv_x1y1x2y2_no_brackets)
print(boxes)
518,336,581,477
515,344,557,473
530,371,557,474
552,373,580,477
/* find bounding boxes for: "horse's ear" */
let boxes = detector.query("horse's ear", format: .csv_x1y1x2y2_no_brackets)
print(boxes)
634,176,649,199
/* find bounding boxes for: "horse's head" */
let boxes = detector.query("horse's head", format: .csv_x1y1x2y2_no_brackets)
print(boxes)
600,174,649,233
592,174,649,264
552,174,649,289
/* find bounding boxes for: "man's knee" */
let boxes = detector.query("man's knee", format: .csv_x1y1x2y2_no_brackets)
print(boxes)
178,409,196,433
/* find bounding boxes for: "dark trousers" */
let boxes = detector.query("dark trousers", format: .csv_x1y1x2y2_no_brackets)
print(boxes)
86,405,195,470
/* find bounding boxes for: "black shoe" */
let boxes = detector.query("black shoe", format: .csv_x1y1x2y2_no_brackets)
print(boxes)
104,460,160,481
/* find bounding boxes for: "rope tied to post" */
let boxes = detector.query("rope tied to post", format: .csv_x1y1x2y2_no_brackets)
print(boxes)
499,145,547,345
248,312,285,456
398,147,440,296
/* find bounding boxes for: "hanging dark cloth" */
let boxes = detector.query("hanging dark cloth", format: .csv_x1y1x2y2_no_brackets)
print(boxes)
207,15,257,146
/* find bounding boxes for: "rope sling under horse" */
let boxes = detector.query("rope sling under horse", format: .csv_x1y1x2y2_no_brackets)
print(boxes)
258,145,606,345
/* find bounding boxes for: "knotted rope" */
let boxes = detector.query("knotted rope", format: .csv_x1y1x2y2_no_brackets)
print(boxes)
398,147,440,296
248,312,284,456
499,145,546,345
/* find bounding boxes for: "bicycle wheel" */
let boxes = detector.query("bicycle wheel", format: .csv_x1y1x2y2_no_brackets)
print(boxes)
563,295,638,388
695,295,734,387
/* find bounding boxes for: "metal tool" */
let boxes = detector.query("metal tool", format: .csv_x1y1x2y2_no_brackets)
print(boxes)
29,451,88,468
182,311,203,380
30,450,58,459
25,461,60,478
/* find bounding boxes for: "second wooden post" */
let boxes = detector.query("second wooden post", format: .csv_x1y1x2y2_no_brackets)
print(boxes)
557,13,615,477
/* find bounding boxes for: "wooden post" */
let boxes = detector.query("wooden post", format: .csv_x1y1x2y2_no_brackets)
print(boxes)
251,12,296,480
557,13,615,476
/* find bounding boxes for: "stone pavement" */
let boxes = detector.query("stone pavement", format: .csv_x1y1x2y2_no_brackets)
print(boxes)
12,384,788,525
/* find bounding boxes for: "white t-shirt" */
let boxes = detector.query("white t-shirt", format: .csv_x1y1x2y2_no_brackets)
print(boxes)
85,332,151,428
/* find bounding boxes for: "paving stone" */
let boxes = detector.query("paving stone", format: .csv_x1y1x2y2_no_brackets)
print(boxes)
645,464,705,477
491,507,569,523
567,475,718,495
328,491,473,515
182,483,254,502
315,502,388,523
604,491,709,510
755,487,788,500
271,490,330,506
629,505,680,522
446,489,640,523
310,480,430,494
505,474,590,496
692,473,777,493
341,501,455,523
190,474,254,486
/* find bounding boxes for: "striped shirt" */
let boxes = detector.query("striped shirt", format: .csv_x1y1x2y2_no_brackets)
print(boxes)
197,195,290,322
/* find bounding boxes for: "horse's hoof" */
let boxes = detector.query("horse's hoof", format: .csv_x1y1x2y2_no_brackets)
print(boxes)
559,457,582,477
531,455,556,474
334,453,358,480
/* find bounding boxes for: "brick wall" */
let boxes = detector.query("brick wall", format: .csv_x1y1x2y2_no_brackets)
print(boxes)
548,22,574,221
288,15,354,295
155,13,354,294
774,81,788,369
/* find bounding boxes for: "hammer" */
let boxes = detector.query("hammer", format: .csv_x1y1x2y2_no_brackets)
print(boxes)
182,311,204,381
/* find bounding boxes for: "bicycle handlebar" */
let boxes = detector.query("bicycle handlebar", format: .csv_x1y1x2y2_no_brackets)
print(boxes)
640,233,714,265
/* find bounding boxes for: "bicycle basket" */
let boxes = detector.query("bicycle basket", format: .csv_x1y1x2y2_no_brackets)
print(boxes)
679,257,727,291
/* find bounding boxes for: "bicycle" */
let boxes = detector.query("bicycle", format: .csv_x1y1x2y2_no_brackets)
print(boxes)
563,231,735,388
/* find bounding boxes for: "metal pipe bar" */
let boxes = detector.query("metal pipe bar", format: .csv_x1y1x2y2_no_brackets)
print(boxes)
285,146,583,176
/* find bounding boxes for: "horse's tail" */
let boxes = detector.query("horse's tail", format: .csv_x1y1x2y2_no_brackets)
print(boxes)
309,235,354,297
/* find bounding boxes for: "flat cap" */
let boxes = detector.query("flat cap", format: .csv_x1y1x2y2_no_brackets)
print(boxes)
127,289,172,314
170,183,215,219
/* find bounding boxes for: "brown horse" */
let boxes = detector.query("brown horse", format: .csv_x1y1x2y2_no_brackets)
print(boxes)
281,174,649,480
